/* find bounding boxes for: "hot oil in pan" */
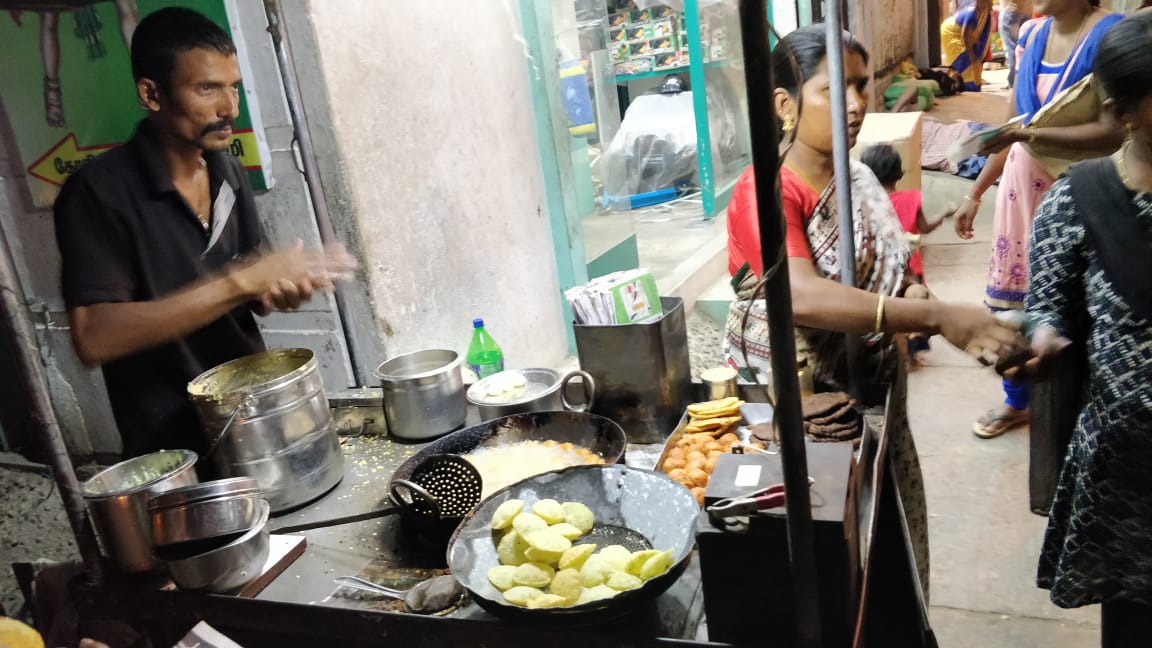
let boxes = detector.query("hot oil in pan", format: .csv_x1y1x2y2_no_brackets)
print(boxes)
464,440,605,499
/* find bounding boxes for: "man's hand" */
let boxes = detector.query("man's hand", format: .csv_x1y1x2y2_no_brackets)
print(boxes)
234,241,358,314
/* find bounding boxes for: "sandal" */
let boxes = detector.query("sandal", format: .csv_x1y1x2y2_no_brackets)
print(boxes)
973,406,1029,439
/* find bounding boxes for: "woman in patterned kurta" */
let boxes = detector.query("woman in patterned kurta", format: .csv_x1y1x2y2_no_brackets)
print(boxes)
1028,13,1152,645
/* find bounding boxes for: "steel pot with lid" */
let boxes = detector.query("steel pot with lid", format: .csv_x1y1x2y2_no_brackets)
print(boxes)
187,349,343,513
467,368,596,421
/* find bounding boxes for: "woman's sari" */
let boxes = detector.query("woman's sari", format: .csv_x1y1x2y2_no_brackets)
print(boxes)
941,6,992,91
725,159,910,391
722,160,930,601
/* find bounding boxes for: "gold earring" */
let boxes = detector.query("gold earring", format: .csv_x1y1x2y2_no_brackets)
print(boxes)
782,116,795,133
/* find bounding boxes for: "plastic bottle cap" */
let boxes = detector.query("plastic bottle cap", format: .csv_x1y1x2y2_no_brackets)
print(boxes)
473,318,484,328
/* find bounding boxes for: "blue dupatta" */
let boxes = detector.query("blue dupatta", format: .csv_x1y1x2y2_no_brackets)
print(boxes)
1015,13,1124,121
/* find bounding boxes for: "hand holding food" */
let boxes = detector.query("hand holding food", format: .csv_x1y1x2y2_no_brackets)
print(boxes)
486,498,674,608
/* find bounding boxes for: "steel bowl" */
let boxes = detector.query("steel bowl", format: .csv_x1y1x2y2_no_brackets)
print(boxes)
467,368,596,421
161,500,271,593
148,477,262,548
375,349,466,440
81,450,200,573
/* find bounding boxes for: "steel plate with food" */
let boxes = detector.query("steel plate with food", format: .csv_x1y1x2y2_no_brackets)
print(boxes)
446,464,698,623
654,397,769,506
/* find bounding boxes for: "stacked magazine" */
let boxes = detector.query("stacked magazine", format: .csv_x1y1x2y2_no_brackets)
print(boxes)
566,269,663,325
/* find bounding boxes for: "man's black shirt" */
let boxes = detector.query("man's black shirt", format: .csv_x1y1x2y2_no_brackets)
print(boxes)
54,121,265,457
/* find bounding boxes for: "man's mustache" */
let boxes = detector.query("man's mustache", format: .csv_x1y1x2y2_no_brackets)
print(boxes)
202,120,235,136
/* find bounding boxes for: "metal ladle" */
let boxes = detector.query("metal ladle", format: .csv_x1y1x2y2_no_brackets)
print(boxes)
334,575,464,614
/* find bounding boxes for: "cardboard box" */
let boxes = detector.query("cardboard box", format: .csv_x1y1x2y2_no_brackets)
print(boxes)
850,111,924,192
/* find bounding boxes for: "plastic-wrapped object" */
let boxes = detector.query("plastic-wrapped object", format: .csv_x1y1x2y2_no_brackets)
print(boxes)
601,91,698,200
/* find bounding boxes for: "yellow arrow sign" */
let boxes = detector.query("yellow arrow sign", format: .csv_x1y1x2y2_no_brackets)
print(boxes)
28,130,263,187
27,133,115,187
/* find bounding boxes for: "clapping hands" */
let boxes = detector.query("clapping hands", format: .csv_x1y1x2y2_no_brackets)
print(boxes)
235,240,359,314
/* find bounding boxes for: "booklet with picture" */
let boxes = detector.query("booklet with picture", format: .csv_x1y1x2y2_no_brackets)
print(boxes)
566,269,664,325
947,114,1028,165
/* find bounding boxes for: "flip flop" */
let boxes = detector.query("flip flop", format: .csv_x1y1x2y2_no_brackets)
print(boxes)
973,407,1029,439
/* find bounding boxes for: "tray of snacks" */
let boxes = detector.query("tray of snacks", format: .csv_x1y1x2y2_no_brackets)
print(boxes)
655,397,772,506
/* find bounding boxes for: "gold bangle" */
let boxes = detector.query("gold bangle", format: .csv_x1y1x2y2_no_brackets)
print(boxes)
874,295,886,334
965,194,982,207
1028,125,1038,144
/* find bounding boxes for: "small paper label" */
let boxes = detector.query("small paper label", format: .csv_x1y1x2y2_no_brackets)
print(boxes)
734,464,762,488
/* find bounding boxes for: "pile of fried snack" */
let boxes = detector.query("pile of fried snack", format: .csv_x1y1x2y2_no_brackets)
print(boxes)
800,392,861,444
661,397,765,505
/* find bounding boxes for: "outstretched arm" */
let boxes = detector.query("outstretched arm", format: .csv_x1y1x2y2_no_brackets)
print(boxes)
70,243,355,367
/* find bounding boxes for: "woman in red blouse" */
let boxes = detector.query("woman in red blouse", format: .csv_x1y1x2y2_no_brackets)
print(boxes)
724,24,1021,602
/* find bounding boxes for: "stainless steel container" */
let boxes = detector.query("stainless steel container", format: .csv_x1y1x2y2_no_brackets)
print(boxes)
163,500,271,593
80,450,199,573
375,349,466,440
188,349,343,513
467,368,596,421
224,423,343,511
328,387,386,437
148,477,262,548
573,297,692,444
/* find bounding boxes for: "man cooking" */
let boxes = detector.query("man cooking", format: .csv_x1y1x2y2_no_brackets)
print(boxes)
53,7,356,459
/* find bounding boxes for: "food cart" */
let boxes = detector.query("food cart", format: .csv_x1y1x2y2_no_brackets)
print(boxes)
3,2,934,646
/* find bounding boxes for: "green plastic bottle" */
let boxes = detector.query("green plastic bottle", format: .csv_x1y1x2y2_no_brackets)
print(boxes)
466,318,504,378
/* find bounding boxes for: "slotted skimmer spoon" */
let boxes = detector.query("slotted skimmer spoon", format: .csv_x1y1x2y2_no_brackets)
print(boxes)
272,454,482,534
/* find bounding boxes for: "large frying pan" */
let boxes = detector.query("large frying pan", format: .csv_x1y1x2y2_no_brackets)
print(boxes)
387,411,627,541
446,464,699,624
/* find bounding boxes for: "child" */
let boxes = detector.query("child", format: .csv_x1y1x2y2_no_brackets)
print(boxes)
861,143,954,364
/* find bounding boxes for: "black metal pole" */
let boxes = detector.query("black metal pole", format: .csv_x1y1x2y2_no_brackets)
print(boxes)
264,0,366,386
824,1,863,400
736,2,823,646
0,243,103,578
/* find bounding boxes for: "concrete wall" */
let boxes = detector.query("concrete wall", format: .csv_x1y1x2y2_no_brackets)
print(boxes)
844,0,915,111
851,0,917,82
296,0,570,368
